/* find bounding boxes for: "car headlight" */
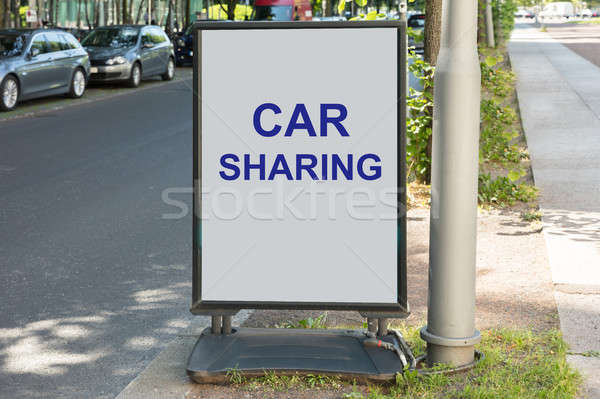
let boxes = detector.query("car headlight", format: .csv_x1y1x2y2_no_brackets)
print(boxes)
106,56,127,65
177,39,185,48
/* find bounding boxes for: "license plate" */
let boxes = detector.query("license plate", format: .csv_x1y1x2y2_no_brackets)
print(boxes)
90,67,98,73
189,51,193,56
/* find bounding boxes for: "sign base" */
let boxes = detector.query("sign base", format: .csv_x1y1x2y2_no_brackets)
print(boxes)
187,327,407,384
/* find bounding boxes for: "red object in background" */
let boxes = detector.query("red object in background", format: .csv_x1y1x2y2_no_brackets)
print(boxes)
254,0,312,21
294,0,313,21
255,0,293,5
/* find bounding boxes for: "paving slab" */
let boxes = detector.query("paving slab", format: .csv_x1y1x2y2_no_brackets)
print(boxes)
509,23,600,397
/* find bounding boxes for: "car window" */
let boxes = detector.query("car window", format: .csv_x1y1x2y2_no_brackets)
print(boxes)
61,33,80,50
44,32,63,52
0,34,26,58
30,35,48,55
141,31,153,45
82,28,139,48
151,28,166,44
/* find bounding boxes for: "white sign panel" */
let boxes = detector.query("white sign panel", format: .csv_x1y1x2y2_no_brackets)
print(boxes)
26,9,37,22
194,23,405,310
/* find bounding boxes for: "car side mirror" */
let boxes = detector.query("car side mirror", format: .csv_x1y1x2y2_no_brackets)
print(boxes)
142,42,154,49
29,47,41,58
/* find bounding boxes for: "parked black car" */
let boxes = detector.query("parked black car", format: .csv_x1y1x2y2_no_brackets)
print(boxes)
82,25,175,87
0,28,90,111
173,21,222,66
61,28,91,42
173,24,194,66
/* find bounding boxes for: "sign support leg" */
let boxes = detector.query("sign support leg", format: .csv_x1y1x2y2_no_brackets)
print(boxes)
222,315,232,334
420,0,482,367
377,318,388,336
211,315,222,335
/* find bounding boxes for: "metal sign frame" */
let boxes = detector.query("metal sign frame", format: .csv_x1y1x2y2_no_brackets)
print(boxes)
192,20,408,316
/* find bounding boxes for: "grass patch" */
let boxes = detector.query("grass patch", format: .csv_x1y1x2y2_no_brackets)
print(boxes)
228,326,581,398
274,312,328,329
521,208,543,222
478,46,538,208
478,173,538,208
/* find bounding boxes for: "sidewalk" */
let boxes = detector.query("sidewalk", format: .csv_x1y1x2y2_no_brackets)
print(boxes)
116,208,559,398
509,24,600,398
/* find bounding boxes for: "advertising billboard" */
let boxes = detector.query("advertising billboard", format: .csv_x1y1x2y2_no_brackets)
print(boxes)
192,21,407,314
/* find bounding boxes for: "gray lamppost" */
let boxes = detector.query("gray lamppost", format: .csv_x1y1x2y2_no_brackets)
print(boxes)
420,0,482,367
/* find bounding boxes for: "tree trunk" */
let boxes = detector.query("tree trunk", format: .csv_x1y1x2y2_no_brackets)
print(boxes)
134,0,144,23
121,0,127,23
227,0,235,20
47,0,53,24
422,0,442,184
477,0,485,46
493,0,503,46
94,0,100,27
184,0,189,26
103,0,108,25
423,0,442,66
485,0,495,47
84,0,91,28
165,0,172,34
77,0,81,26
114,0,120,23
2,0,9,28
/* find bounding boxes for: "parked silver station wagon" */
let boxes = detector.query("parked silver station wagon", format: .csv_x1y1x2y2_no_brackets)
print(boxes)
82,25,175,88
0,29,90,111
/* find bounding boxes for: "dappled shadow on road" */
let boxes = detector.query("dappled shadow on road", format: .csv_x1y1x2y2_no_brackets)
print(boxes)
0,266,197,398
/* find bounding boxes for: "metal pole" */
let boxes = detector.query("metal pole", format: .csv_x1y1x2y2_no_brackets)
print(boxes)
485,0,495,47
420,0,481,367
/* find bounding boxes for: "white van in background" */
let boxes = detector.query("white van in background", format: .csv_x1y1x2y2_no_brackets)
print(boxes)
539,2,575,19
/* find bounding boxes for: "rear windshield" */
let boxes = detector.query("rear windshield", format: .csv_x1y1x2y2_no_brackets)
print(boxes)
82,28,139,48
0,34,26,58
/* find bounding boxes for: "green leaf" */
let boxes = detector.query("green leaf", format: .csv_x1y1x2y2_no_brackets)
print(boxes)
366,10,377,19
508,170,521,182
337,0,345,15
485,56,498,67
355,0,367,6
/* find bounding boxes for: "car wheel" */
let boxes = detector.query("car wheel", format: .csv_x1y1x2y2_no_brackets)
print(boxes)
67,68,86,98
0,75,19,112
162,58,175,81
128,63,141,88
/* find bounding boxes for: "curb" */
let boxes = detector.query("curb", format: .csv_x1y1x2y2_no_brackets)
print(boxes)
115,310,252,399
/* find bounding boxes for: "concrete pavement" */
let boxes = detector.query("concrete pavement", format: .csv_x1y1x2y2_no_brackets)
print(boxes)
509,24,600,397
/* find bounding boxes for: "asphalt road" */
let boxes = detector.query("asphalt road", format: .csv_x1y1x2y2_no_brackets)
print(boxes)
0,78,196,398
546,22,600,68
